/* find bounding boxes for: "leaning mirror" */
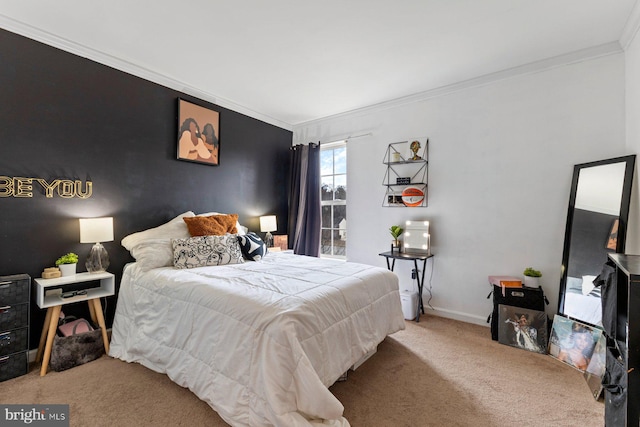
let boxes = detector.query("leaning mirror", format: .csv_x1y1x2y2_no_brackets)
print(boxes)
558,155,636,327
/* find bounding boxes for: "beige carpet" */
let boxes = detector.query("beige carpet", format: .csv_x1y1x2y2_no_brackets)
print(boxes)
0,315,603,426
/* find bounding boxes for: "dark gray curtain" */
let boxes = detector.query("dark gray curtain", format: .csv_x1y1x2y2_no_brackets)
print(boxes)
288,143,321,256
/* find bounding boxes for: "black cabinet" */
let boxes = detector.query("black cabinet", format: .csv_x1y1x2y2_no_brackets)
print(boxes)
603,254,639,426
0,274,30,382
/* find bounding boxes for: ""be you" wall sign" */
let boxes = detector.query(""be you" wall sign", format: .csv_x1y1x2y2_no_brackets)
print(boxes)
0,176,93,199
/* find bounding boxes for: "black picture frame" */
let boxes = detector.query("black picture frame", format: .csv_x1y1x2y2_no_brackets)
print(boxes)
606,218,619,250
177,98,220,166
498,304,548,354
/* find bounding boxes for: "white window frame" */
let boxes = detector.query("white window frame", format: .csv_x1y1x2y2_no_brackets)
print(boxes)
320,140,347,260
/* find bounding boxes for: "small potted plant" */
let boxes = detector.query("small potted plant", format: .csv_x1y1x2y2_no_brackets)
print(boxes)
56,252,79,277
389,225,404,252
523,267,542,287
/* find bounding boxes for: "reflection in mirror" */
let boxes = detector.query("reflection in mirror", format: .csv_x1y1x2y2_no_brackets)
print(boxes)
558,155,636,327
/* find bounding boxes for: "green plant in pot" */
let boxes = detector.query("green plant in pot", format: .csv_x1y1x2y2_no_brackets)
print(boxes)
389,225,404,252
56,252,79,277
523,267,542,287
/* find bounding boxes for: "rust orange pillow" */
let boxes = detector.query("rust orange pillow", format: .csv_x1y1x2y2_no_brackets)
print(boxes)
183,214,239,236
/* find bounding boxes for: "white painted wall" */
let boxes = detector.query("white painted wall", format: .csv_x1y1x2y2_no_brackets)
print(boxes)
625,24,640,255
294,54,627,325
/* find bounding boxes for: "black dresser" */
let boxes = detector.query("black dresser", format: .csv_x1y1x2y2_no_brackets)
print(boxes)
602,254,639,426
0,274,30,382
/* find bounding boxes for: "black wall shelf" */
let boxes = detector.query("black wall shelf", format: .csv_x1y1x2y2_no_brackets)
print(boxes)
382,139,428,207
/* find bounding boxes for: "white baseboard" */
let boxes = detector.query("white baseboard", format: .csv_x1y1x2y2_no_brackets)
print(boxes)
27,348,37,364
424,306,490,327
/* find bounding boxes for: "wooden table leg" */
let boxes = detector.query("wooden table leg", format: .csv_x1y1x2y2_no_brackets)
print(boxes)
91,298,109,354
36,307,53,363
40,305,62,376
88,299,97,324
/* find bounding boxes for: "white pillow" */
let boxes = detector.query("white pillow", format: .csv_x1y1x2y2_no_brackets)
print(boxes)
121,211,195,271
197,211,247,235
581,275,597,296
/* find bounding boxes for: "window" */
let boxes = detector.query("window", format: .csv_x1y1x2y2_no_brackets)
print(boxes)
320,141,346,259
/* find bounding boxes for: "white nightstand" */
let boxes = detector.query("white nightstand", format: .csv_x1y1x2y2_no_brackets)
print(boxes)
34,271,114,376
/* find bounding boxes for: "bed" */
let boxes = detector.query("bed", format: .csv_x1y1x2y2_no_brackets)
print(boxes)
108,211,405,427
563,275,602,327
562,208,613,328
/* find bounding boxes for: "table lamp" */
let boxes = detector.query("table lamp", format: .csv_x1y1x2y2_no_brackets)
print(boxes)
260,215,277,248
79,217,114,273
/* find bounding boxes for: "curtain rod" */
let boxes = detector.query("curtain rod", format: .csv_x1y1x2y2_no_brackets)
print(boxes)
292,132,372,148
291,142,319,149
345,132,373,141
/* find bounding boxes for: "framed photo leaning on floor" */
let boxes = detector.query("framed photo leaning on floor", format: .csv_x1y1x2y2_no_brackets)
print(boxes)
548,314,602,372
498,305,548,354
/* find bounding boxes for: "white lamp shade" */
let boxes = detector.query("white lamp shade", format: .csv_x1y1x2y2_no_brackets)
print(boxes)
79,217,114,243
260,215,277,232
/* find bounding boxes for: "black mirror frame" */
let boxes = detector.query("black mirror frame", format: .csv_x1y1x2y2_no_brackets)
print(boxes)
557,155,636,321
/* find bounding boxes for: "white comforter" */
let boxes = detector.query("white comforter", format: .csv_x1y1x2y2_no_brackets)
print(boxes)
109,252,405,426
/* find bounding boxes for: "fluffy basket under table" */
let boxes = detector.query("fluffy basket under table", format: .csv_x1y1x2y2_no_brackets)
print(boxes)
49,328,105,372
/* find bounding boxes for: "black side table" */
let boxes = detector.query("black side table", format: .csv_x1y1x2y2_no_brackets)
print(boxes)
379,251,434,322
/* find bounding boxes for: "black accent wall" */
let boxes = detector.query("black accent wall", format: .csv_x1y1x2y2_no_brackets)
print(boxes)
0,29,292,349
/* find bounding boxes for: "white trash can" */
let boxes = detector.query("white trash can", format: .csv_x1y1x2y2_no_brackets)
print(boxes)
400,291,418,320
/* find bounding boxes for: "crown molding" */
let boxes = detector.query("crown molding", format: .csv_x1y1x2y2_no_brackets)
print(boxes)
0,13,626,133
0,14,293,131
620,1,640,50
294,42,623,130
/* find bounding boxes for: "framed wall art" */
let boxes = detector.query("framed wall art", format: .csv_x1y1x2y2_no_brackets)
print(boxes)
548,314,602,372
498,305,548,354
273,235,288,251
606,218,619,250
177,98,220,166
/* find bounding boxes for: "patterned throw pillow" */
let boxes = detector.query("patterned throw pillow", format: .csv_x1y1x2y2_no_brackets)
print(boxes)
183,214,239,236
237,232,268,261
172,235,244,269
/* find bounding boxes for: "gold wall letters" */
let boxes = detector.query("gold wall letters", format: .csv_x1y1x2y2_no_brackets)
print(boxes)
0,176,93,199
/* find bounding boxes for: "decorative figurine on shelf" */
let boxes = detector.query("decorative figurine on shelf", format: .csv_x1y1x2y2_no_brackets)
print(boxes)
41,267,61,279
409,140,422,160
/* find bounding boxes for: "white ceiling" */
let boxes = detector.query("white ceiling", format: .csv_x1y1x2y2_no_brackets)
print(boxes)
0,1,638,129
